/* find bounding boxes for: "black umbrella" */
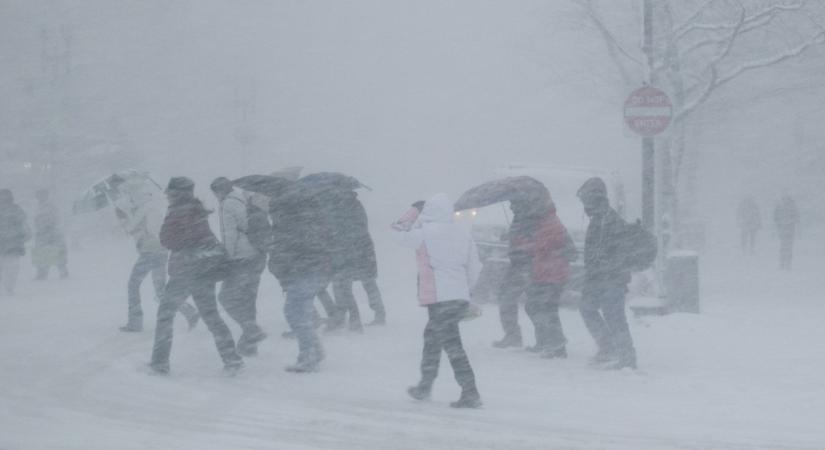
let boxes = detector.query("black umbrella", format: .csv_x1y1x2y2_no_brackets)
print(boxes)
276,172,370,202
300,172,370,193
454,176,549,211
232,174,294,197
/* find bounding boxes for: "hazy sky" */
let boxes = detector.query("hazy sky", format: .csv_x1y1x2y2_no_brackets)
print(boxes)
1,0,823,228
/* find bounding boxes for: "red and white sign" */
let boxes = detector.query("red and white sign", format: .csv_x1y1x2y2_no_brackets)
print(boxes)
624,86,672,137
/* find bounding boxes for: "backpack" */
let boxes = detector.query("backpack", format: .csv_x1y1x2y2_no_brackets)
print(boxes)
624,219,657,271
245,201,273,253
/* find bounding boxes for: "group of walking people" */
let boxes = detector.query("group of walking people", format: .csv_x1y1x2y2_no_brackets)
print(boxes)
111,175,386,376
487,176,638,370
2,170,657,409
112,171,647,408
0,188,69,296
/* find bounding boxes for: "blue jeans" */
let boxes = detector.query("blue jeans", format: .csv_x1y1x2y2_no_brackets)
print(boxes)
284,273,329,363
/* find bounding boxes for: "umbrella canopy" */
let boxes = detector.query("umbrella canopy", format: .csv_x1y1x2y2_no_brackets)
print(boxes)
73,170,161,214
277,172,369,202
454,176,549,212
299,172,369,193
232,174,295,198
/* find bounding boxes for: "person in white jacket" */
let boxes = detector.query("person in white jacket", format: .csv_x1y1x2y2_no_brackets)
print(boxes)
211,178,267,356
392,193,483,409
113,181,199,332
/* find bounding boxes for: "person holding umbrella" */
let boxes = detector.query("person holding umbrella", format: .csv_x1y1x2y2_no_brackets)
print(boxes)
267,190,332,373
393,194,483,408
325,189,386,331
109,174,200,333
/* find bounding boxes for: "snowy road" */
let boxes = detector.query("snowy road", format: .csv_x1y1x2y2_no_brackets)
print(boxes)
2,237,824,449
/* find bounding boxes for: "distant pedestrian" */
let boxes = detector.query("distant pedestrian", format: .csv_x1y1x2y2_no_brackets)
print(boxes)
149,177,242,375
393,194,483,408
774,193,799,270
32,189,68,280
577,177,636,370
737,196,761,255
0,189,30,296
211,177,268,356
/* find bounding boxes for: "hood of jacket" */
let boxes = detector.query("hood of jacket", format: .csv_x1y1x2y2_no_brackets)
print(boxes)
419,193,454,224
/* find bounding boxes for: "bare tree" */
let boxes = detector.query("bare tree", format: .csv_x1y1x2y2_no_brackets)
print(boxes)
576,0,825,246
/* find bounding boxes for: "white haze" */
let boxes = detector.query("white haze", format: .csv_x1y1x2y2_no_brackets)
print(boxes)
1,1,824,449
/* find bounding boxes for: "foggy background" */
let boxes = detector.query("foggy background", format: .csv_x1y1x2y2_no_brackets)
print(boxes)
4,0,822,236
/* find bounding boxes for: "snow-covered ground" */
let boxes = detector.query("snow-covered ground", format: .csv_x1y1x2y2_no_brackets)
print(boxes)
2,233,824,449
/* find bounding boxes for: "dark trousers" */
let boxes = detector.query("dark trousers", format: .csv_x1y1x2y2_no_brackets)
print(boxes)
316,288,338,318
419,300,477,394
151,272,240,367
332,276,386,326
579,284,635,362
497,266,530,338
524,283,567,350
779,229,795,269
127,251,197,326
218,256,265,344
284,273,329,363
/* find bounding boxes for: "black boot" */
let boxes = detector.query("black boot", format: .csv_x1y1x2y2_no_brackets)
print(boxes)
119,322,143,333
540,346,567,359
450,388,482,409
407,383,431,401
492,332,522,349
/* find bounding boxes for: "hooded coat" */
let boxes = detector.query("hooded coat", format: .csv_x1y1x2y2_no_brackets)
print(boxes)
393,193,482,306
508,204,570,284
217,190,259,261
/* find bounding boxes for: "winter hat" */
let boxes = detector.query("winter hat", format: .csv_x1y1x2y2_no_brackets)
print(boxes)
166,176,195,192
210,177,233,194
577,177,608,201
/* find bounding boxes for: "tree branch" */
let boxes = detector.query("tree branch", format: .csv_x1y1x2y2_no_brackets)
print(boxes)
677,25,825,121
673,0,717,38
579,0,644,69
676,5,745,120
675,1,806,42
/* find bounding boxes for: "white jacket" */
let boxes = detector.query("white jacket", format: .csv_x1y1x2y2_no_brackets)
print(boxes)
219,191,258,260
393,193,482,305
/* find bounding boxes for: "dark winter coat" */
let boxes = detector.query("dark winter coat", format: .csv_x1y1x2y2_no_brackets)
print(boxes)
0,204,29,256
509,205,570,284
160,198,221,277
773,196,799,233
583,203,631,292
268,195,332,288
325,191,378,280
737,198,762,231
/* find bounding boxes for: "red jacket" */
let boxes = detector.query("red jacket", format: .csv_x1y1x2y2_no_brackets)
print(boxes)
510,207,570,284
